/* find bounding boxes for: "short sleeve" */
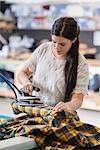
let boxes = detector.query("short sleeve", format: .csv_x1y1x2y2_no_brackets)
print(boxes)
72,54,89,96
25,43,47,73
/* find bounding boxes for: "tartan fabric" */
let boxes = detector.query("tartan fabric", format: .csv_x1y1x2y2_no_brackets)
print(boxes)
0,102,100,150
0,118,5,123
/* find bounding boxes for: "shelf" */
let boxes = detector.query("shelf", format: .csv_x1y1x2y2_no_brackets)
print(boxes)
4,0,99,5
0,89,15,98
81,92,100,111
87,59,100,67
14,28,51,31
0,59,25,72
10,15,100,20
82,59,100,111
0,59,24,65
0,16,14,22
0,58,26,98
14,28,100,31
1,1,100,31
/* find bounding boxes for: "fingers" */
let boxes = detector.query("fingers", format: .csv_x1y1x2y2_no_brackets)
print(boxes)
53,102,64,113
52,102,73,114
22,81,33,95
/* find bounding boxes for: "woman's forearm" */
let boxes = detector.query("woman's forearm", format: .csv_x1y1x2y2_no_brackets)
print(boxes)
17,70,30,85
17,66,33,94
52,93,84,113
17,66,32,85
69,93,84,111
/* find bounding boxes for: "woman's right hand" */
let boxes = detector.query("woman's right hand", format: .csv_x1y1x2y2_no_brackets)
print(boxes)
22,81,33,95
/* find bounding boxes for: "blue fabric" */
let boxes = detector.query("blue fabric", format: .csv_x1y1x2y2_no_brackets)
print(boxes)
0,115,12,119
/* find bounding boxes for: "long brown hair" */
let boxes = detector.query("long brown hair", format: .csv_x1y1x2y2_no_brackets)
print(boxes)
51,17,80,101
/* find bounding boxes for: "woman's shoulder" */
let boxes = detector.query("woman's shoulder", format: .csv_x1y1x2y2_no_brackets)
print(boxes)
32,41,52,58
78,54,89,71
78,54,87,64
36,41,52,55
38,41,52,49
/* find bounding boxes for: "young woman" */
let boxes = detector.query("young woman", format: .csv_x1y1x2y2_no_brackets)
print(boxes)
1,17,100,149
17,17,89,112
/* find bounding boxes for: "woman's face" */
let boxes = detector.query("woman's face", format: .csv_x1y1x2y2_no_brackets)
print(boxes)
52,35,73,58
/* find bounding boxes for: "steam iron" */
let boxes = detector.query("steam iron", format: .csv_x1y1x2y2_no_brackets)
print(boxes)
17,88,43,106
0,73,43,106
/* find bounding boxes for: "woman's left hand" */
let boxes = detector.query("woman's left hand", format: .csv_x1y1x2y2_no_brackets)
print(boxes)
52,101,73,114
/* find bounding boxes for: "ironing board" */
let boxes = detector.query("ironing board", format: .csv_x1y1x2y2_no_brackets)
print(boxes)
0,136,37,150
0,103,39,149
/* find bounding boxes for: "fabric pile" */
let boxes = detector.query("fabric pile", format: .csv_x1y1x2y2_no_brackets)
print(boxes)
0,101,100,149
